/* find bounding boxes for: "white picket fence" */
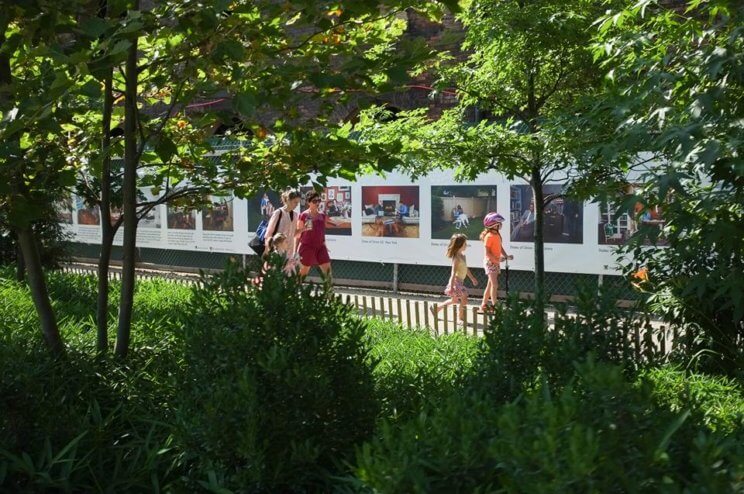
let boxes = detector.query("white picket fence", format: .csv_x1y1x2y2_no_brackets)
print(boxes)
59,263,677,357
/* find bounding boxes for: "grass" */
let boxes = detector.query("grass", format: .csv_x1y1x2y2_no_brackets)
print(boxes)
431,219,484,240
365,319,481,420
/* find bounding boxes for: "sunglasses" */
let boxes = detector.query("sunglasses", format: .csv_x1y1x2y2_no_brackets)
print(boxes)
310,198,321,204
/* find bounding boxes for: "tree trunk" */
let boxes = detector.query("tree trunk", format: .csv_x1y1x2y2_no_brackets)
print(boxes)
1,30,61,354
96,31,114,353
17,227,64,355
97,230,113,352
115,10,139,359
530,165,546,314
15,239,25,282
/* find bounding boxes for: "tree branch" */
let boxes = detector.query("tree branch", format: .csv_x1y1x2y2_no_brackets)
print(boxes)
135,185,208,221
134,79,186,164
534,67,567,111
271,9,406,55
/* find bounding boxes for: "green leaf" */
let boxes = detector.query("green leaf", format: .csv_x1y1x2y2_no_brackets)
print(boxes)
108,39,132,57
440,0,462,14
155,137,178,163
58,169,77,187
79,79,102,99
234,91,257,117
214,39,246,60
80,17,109,38
655,410,690,459
385,64,408,84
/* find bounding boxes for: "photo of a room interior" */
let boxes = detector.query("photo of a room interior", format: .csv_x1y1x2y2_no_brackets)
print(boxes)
510,184,583,244
300,186,352,235
76,197,101,226
167,206,196,230
361,186,420,238
202,196,234,231
598,184,668,246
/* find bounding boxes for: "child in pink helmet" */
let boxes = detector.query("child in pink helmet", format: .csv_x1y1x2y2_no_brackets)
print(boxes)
480,212,513,312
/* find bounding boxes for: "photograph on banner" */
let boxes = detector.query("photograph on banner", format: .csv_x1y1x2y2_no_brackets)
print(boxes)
247,189,281,232
361,186,420,238
598,183,669,246
300,185,352,235
110,206,122,226
431,185,497,239
202,195,234,231
75,196,101,226
139,208,162,229
137,188,163,229
55,196,73,224
167,205,196,230
510,184,583,243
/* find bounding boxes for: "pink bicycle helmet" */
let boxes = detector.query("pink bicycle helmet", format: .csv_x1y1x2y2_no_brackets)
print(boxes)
483,212,505,227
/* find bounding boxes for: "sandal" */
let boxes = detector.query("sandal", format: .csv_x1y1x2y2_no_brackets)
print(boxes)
479,304,494,314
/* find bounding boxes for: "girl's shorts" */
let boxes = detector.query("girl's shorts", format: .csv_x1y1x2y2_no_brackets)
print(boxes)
483,260,500,275
444,277,468,299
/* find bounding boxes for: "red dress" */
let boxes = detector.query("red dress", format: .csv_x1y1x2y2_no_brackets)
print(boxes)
298,210,330,266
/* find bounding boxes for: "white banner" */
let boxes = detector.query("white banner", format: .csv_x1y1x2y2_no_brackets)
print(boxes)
61,170,664,276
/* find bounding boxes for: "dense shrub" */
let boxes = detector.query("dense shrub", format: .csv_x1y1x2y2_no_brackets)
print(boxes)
353,359,744,493
0,280,183,491
0,202,71,271
365,319,480,421
642,366,744,435
472,286,660,401
352,288,742,493
2,270,742,492
176,261,379,492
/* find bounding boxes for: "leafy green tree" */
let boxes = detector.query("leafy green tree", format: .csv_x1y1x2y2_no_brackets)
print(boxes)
102,0,458,357
0,1,92,354
356,0,615,310
2,0,458,357
582,0,743,374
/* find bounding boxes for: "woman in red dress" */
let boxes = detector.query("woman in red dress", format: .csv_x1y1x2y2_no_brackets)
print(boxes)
295,190,332,281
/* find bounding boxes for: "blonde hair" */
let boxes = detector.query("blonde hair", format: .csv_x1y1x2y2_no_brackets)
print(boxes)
281,189,301,205
264,232,288,260
446,234,467,258
479,223,501,241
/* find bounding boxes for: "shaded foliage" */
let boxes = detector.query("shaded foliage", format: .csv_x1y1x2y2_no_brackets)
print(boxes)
574,0,744,375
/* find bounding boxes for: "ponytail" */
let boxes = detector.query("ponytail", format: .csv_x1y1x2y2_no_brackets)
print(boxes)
263,232,287,260
262,237,275,261
480,223,501,241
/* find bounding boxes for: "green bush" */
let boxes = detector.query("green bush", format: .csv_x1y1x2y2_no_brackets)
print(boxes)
472,286,660,401
176,261,379,491
2,269,742,492
131,278,190,346
0,276,185,492
641,366,744,435
353,359,744,493
366,319,480,421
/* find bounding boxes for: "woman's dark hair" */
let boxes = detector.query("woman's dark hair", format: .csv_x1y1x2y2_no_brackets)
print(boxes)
305,190,320,203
